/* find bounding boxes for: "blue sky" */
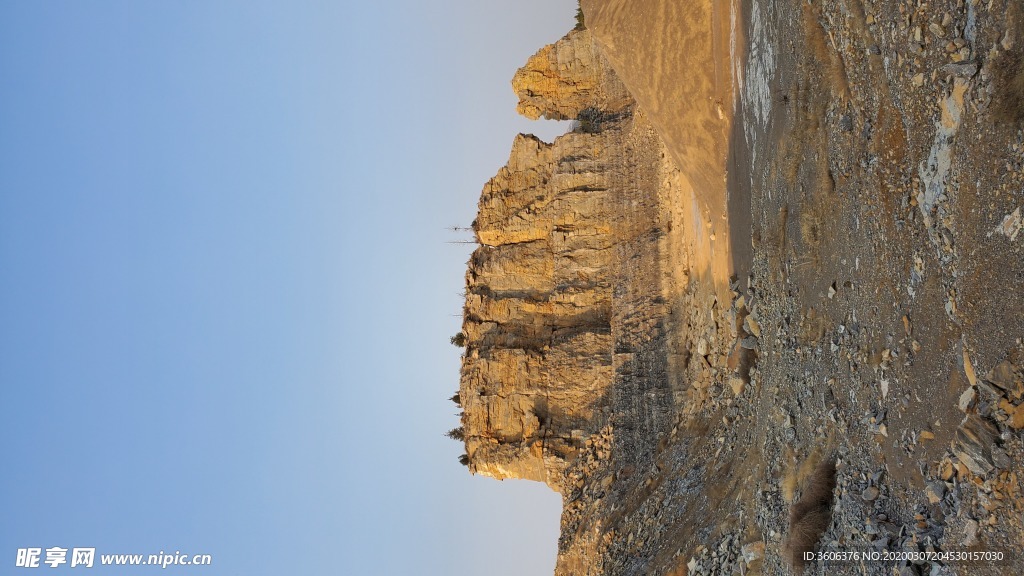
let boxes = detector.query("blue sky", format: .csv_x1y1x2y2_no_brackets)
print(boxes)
0,2,573,574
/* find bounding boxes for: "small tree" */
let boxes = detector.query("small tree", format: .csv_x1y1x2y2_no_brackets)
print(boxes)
450,392,461,406
446,427,465,441
573,107,607,133
458,454,470,466
450,332,467,347
574,2,585,30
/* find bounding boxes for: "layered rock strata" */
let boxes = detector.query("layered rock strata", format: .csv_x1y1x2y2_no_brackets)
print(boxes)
459,29,689,492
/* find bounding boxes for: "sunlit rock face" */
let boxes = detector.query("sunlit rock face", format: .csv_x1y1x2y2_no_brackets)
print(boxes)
460,145,618,487
460,93,620,491
459,29,685,492
511,29,631,121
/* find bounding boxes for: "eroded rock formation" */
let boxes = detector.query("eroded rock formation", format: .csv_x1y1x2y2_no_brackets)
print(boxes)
460,29,690,492
459,127,618,489
511,29,631,121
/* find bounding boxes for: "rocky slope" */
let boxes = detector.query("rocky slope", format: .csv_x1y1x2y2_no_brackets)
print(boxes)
457,1,1024,574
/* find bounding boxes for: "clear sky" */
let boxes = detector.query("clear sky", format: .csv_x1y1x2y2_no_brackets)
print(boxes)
0,2,573,574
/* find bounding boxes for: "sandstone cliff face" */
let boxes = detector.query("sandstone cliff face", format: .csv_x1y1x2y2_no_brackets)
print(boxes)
459,129,617,489
511,29,631,121
459,29,685,492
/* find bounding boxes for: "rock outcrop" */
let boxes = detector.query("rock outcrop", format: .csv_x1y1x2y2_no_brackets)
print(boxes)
459,29,687,492
459,128,618,489
511,29,631,121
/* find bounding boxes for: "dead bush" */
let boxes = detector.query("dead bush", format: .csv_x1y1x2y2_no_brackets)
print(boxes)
785,458,837,570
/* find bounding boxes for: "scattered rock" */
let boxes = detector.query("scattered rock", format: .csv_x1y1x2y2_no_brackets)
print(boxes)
963,348,978,387
925,481,947,504
995,207,1022,241
1009,405,1024,429
991,446,1011,469
962,519,980,546
939,60,980,78
989,361,1020,395
740,540,764,564
744,315,761,338
728,375,745,397
958,387,976,412
953,415,999,476
939,460,955,481
862,486,880,501
977,379,1003,401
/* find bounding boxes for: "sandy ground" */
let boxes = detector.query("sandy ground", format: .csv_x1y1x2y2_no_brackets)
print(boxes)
582,0,746,306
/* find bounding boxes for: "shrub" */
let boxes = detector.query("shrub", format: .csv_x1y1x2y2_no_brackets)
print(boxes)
785,459,837,569
571,107,622,133
450,392,461,406
446,427,465,441
450,332,466,347
458,454,470,466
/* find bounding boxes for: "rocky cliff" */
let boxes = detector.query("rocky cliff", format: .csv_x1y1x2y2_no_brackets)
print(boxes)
458,1,1024,574
459,28,685,491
